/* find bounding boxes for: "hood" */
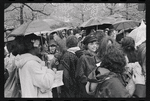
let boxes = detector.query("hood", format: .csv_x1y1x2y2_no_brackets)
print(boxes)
67,47,80,54
15,53,45,69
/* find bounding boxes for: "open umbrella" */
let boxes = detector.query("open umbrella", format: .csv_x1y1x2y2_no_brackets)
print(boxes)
110,20,140,30
79,16,119,28
49,27,71,34
127,20,146,47
8,20,51,37
79,17,101,28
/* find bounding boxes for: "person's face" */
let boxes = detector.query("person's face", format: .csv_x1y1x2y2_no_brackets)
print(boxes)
32,40,41,55
49,45,56,54
87,41,99,52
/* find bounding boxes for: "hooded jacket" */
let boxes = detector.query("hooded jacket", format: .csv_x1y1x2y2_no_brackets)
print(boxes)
15,53,55,98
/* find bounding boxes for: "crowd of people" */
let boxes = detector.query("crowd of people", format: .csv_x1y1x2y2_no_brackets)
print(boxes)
4,26,146,98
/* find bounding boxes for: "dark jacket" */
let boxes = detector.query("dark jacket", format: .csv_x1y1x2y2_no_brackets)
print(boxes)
87,67,146,98
75,50,99,97
58,51,79,98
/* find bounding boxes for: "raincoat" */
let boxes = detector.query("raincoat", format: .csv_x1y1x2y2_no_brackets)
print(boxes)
15,53,55,98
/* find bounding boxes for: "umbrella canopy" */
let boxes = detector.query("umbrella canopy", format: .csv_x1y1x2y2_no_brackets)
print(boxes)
99,17,118,24
49,27,71,34
79,17,101,28
110,20,140,30
8,20,51,37
127,20,146,47
79,16,119,28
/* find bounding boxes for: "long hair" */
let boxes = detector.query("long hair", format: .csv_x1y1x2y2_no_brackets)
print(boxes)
94,30,106,43
121,36,138,63
100,46,126,74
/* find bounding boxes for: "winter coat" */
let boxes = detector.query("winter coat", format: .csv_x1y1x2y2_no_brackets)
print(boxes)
15,53,55,98
86,67,146,98
75,50,99,97
58,47,80,98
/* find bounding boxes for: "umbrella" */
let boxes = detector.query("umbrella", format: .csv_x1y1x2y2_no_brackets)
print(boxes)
8,20,51,37
110,20,140,30
127,20,146,47
49,27,71,34
79,17,101,28
79,16,118,28
99,17,118,24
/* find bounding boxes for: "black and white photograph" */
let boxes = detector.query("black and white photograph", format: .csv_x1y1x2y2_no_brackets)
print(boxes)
4,3,146,98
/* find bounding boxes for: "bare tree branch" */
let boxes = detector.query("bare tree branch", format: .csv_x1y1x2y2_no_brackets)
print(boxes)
22,3,51,16
5,6,21,13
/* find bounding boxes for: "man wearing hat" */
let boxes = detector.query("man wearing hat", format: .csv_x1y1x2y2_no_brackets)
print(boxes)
75,34,100,97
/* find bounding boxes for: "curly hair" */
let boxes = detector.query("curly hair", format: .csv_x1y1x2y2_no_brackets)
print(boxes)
23,34,45,53
97,36,121,59
11,36,26,56
100,46,126,74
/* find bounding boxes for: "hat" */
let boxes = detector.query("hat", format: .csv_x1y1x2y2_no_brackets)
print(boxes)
48,40,57,47
82,34,98,45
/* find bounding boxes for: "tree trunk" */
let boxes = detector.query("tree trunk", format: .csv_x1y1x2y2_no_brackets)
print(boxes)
126,4,128,20
20,4,24,24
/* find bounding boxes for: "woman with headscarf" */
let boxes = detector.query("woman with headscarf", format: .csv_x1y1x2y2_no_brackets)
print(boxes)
75,34,100,97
